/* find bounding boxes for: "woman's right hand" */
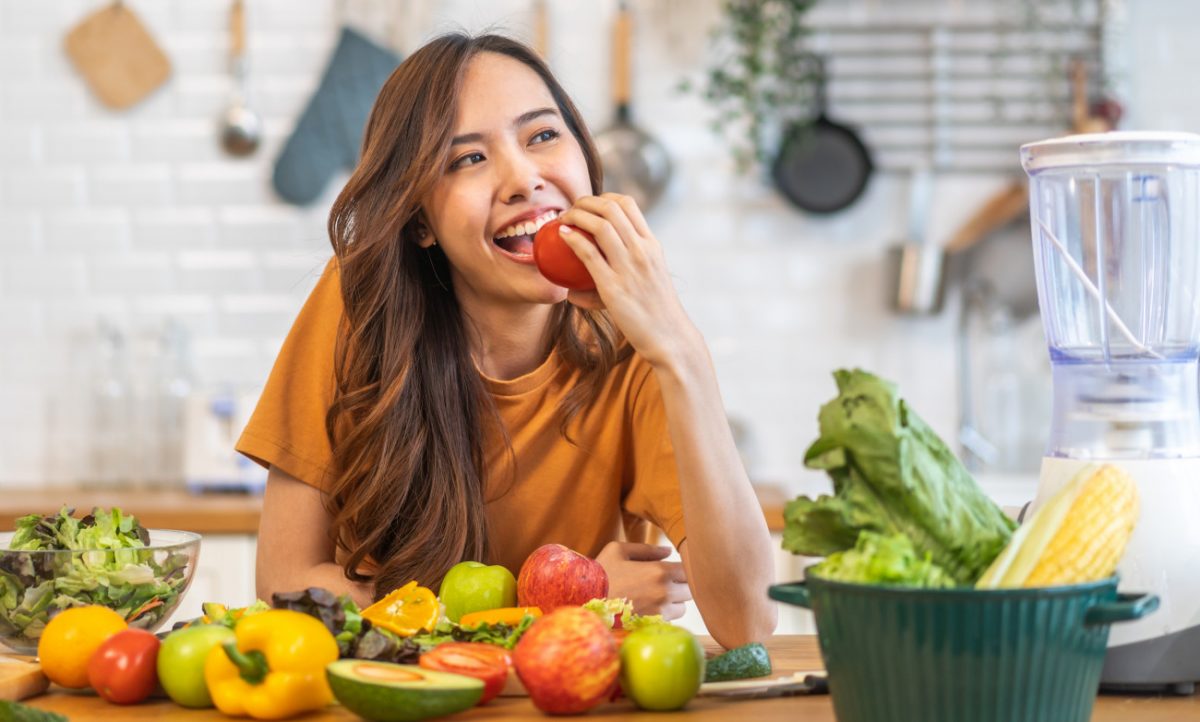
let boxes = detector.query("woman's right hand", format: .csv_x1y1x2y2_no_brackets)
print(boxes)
595,542,692,620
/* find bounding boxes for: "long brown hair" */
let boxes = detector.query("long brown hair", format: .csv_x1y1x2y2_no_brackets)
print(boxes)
325,33,628,600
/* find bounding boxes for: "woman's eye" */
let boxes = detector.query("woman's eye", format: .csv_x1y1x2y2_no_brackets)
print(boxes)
450,152,485,170
530,128,560,145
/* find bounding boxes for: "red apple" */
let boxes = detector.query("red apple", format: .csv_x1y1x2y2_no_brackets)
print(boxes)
513,607,620,715
517,544,609,611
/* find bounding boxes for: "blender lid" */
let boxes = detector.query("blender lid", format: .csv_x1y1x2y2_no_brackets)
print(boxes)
1021,131,1200,172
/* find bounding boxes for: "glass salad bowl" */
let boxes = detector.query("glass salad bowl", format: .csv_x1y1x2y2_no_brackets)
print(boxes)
0,529,200,654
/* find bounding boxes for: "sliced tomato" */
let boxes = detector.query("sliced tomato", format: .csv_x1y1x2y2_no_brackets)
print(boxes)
418,642,511,704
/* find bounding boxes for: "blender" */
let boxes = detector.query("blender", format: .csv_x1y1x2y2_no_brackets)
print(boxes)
1022,132,1200,693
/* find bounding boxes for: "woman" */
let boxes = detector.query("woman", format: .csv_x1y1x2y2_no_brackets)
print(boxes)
238,33,775,648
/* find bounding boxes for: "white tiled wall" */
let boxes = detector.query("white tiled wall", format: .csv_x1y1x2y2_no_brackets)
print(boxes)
0,0,1183,495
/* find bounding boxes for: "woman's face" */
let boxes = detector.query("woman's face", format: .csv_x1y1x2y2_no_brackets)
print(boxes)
422,52,593,306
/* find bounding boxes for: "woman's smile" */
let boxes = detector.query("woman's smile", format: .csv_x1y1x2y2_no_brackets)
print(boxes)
491,207,561,262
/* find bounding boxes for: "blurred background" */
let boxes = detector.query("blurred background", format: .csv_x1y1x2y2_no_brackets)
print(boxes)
0,0,1192,630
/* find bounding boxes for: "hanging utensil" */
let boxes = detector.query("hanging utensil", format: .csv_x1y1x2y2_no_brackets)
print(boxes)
772,55,873,214
532,0,549,59
594,1,672,212
220,0,262,156
886,167,943,314
945,180,1028,255
63,1,171,111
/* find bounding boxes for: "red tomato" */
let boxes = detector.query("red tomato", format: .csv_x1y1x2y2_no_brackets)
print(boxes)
533,219,597,291
419,642,511,704
87,628,161,705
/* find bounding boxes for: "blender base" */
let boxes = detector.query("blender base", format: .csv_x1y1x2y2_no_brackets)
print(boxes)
1099,623,1200,694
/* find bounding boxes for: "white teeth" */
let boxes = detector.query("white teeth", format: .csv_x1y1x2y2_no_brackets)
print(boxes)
494,210,559,240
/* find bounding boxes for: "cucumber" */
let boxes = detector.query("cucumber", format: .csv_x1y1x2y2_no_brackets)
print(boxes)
704,642,772,682
0,701,68,722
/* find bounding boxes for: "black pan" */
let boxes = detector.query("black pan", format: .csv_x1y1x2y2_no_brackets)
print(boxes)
772,56,873,214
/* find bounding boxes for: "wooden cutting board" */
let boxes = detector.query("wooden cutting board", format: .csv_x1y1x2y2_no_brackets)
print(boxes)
63,2,171,110
0,656,48,702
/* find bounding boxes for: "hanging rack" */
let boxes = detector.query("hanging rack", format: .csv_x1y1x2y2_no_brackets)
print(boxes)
797,1,1106,174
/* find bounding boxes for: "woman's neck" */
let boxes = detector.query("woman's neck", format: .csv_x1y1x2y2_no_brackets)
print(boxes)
458,295,555,381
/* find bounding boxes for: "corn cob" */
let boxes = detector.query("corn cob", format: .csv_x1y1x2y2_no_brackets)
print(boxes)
1024,465,1139,586
977,464,1139,588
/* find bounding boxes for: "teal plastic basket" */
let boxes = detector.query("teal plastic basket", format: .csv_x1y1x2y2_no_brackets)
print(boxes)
769,574,1157,722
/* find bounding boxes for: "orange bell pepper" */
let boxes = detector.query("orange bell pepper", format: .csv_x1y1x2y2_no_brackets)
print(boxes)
459,606,542,628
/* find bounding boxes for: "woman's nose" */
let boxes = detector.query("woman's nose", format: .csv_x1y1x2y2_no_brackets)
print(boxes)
496,149,545,202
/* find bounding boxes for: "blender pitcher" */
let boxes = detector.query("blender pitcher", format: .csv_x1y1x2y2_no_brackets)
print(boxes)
1022,131,1200,692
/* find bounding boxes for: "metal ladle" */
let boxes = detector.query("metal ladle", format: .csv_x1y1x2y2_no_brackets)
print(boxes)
220,0,261,156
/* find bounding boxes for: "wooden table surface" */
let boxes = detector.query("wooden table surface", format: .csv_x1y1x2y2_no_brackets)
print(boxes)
19,636,1200,721
0,485,795,536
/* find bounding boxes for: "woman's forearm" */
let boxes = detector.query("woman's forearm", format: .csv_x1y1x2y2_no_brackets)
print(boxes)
653,332,778,648
256,468,376,609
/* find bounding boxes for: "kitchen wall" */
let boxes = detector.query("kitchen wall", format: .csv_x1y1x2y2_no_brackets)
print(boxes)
0,0,1179,492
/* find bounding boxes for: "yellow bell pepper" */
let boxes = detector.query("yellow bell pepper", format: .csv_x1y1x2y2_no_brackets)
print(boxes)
204,609,339,720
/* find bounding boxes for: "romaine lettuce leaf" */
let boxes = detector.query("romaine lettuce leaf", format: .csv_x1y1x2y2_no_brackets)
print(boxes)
784,370,1016,585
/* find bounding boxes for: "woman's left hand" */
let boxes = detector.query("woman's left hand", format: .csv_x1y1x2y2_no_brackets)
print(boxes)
557,194,701,368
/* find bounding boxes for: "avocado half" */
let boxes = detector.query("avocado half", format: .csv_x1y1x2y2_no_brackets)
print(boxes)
327,660,484,722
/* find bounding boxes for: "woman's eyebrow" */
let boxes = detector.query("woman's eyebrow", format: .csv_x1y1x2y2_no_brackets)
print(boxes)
450,107,560,146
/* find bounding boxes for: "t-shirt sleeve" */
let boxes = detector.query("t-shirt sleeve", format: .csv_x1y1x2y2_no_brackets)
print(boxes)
235,257,342,491
622,358,687,549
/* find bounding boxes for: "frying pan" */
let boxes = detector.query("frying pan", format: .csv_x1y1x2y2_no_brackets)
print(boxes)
594,1,672,212
772,55,873,214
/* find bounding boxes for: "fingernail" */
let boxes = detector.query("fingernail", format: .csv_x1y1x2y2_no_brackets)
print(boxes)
559,224,574,234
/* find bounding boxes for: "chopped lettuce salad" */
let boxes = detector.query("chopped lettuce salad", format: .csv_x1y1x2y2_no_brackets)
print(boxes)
0,507,190,642
583,597,665,630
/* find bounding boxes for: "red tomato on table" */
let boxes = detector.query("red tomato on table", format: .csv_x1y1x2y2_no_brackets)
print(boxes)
533,219,597,291
87,628,161,705
418,642,511,704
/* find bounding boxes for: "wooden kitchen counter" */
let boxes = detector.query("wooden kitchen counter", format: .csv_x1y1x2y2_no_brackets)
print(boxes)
0,488,263,535
0,486,795,536
19,636,1200,721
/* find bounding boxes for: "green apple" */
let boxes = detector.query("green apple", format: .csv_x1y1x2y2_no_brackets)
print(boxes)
619,623,706,711
156,624,236,708
439,561,518,623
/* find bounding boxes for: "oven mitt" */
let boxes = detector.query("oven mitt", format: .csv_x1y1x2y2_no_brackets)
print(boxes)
272,26,400,206
63,2,171,110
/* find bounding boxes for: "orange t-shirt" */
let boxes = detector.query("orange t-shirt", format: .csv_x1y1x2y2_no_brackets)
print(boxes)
235,258,687,576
